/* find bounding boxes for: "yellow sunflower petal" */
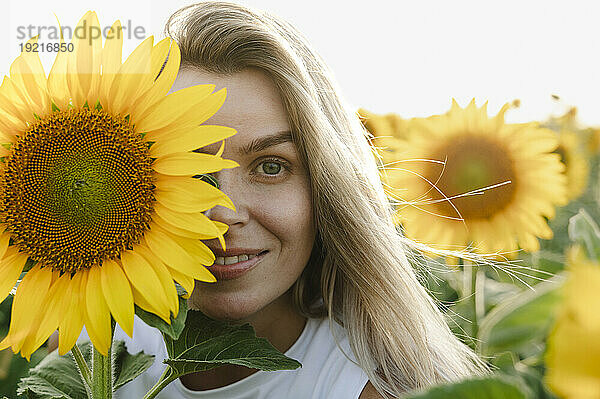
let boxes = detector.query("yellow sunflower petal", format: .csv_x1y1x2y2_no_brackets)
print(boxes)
153,152,238,176
147,88,228,135
144,229,216,282
129,40,181,121
154,203,220,236
7,264,53,353
120,250,171,320
135,245,179,317
84,266,112,356
47,16,70,110
0,77,33,125
165,266,195,299
169,234,216,266
98,20,123,109
0,249,28,305
130,285,170,323
106,36,154,115
154,175,236,213
149,125,237,157
22,273,71,359
58,272,85,356
100,259,134,338
68,11,102,108
134,84,216,133
10,37,51,118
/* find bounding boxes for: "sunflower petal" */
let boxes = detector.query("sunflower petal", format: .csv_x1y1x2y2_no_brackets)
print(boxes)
146,88,228,135
154,203,220,236
58,272,85,356
129,40,181,121
6,264,53,353
68,11,102,107
100,259,134,338
98,20,123,109
165,266,194,299
0,249,27,303
107,36,154,116
10,37,51,118
22,273,71,359
47,16,70,110
120,250,171,321
134,84,216,133
144,229,216,282
85,266,112,356
135,245,179,317
149,125,237,157
155,175,235,213
153,152,238,176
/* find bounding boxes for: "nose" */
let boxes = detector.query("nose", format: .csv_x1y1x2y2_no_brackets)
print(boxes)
202,170,248,230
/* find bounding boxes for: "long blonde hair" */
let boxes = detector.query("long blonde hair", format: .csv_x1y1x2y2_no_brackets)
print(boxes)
165,2,487,397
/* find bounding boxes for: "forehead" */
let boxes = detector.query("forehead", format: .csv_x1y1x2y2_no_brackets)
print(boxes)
170,67,291,154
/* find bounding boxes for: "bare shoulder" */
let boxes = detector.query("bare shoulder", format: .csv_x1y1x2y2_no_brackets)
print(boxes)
359,381,385,399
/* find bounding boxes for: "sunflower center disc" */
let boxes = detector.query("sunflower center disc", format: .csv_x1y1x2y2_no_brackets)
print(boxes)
1,108,155,273
427,135,516,220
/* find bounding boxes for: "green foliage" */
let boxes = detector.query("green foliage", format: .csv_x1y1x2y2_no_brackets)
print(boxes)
17,341,153,399
163,310,302,376
478,276,563,357
568,208,600,260
405,376,531,399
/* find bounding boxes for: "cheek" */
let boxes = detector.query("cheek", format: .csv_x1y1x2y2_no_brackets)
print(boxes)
250,181,314,251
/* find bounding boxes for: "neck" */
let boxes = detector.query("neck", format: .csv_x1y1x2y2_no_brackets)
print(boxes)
180,291,307,391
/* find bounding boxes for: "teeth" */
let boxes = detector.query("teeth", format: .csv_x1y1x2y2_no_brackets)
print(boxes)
214,253,260,265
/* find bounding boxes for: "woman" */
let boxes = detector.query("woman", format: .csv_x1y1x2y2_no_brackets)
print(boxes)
112,2,486,398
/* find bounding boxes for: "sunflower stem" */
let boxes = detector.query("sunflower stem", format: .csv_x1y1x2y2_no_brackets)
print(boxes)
463,260,480,343
71,344,92,396
143,367,178,399
91,321,115,399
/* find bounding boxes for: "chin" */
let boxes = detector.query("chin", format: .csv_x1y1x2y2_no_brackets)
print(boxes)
187,289,265,322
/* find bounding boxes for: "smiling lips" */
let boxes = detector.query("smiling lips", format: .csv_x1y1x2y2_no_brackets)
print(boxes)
206,249,269,280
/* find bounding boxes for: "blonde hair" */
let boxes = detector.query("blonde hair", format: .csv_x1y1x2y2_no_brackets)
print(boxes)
165,2,487,397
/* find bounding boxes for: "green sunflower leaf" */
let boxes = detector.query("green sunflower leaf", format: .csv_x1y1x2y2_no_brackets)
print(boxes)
162,310,301,377
17,344,89,399
404,376,531,399
134,294,188,340
477,276,563,357
568,208,600,261
17,341,155,398
112,341,155,390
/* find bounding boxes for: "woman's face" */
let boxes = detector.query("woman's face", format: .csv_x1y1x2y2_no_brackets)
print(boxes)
169,67,315,321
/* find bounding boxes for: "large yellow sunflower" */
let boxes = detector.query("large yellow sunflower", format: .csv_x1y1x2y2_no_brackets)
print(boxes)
386,99,567,255
0,12,238,360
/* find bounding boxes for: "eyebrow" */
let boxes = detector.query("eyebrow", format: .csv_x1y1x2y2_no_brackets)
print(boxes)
237,130,294,156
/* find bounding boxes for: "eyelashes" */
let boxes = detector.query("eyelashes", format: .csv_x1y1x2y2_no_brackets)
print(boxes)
196,157,292,188
251,157,291,181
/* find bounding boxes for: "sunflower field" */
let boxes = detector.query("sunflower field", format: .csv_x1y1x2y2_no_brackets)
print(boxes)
359,102,600,398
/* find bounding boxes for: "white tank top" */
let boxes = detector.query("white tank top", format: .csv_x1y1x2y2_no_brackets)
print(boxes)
109,316,370,399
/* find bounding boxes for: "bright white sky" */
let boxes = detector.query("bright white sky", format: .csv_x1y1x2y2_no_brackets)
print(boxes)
1,0,599,126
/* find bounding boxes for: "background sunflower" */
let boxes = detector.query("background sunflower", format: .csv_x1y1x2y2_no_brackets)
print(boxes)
384,99,568,256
